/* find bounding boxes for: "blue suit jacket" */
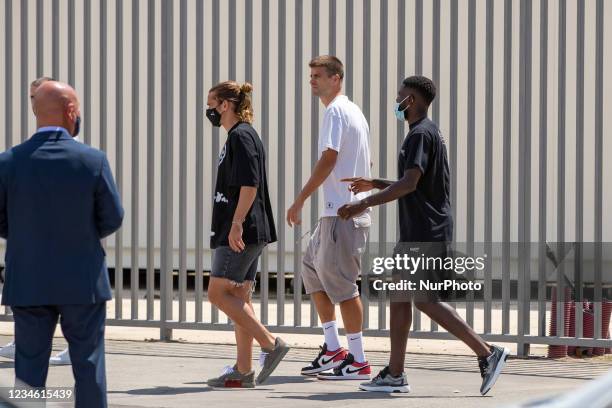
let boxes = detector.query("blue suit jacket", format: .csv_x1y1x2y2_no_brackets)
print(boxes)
0,128,124,306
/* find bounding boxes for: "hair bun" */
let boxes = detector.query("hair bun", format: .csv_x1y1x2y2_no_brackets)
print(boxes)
240,82,253,95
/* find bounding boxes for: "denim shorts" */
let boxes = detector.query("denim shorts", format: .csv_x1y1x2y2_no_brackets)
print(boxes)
211,243,266,284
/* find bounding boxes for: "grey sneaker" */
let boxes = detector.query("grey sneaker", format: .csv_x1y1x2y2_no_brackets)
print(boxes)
256,337,290,384
359,366,410,393
207,365,255,388
479,345,510,395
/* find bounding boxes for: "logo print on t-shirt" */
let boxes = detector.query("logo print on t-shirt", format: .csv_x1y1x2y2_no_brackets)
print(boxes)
326,202,334,209
218,144,227,165
214,192,228,203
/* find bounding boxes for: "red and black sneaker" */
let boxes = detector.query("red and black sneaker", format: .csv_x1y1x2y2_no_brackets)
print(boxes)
301,343,348,376
317,353,371,380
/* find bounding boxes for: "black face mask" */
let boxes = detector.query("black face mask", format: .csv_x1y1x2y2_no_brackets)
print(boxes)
206,107,222,127
73,116,81,136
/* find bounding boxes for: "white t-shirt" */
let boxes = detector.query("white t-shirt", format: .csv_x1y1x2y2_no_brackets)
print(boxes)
318,95,372,217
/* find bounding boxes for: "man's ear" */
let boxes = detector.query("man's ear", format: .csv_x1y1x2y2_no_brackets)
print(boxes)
216,100,225,114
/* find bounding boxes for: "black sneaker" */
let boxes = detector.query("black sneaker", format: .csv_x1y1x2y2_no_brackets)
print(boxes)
479,345,510,395
359,366,410,393
301,343,348,376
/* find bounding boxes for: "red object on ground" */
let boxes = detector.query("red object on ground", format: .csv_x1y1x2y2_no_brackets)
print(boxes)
582,306,595,357
592,300,612,356
568,302,576,356
603,300,612,354
548,287,572,358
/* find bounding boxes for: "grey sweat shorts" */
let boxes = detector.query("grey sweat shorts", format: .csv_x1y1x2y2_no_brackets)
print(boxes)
301,214,371,304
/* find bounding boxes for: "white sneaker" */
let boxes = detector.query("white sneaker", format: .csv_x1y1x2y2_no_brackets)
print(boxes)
49,348,71,366
0,341,15,360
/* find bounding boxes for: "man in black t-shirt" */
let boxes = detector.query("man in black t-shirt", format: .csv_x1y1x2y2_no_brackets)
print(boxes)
338,76,509,396
205,81,288,389
210,121,276,250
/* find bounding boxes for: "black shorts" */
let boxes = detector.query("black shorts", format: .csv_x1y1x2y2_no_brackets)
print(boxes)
390,241,453,303
211,243,265,284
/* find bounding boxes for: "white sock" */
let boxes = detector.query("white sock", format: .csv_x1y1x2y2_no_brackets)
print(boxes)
322,321,341,351
347,332,366,363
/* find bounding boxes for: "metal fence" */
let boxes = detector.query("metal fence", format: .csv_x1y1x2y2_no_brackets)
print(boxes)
0,0,611,356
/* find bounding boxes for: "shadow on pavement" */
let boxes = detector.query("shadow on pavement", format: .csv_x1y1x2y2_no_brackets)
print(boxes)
108,386,210,396
185,376,315,386
267,392,490,401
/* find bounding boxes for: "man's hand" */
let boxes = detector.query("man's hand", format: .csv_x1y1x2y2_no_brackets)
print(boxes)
228,222,245,252
287,200,304,227
341,177,376,193
337,200,369,220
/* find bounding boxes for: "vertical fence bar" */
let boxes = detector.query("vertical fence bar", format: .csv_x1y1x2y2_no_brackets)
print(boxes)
556,0,566,338
114,0,124,320
518,0,526,347
20,0,28,142
100,0,107,152
36,0,43,78
5,0,12,150
228,0,236,79
415,0,423,75
538,0,548,337
309,0,320,329
260,0,270,326
432,0,440,125
345,0,353,99
593,0,603,341
411,0,422,331
574,0,585,340
484,0,494,335
329,0,336,56
293,0,303,328
397,0,405,152
210,0,220,324
517,0,532,357
84,0,91,145
466,0,476,328
178,0,187,323
449,0,458,240
195,0,204,323
245,0,252,82
52,0,59,79
68,0,75,86
449,0,458,316
131,0,140,320
146,0,156,321
377,0,388,332
502,0,512,335
277,0,287,327
160,0,174,340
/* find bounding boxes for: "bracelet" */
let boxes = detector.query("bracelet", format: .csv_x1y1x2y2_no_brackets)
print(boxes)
232,219,244,225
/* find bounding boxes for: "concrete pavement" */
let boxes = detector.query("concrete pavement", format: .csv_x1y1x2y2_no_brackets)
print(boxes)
1,334,611,408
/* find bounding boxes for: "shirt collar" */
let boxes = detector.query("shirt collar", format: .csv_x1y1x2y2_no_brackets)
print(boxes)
408,117,427,130
327,94,347,107
36,126,70,134
32,126,73,141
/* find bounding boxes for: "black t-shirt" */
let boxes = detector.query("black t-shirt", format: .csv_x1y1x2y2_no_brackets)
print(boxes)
210,122,277,249
397,117,453,243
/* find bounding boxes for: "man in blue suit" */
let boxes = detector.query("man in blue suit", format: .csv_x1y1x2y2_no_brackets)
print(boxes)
0,80,123,408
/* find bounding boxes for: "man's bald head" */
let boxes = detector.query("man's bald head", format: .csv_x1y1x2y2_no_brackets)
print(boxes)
32,81,81,136
30,76,56,114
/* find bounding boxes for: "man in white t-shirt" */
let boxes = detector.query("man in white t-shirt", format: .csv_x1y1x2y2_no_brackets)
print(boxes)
287,55,372,380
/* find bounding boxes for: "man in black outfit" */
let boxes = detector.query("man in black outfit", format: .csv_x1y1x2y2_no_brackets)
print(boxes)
338,76,509,395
